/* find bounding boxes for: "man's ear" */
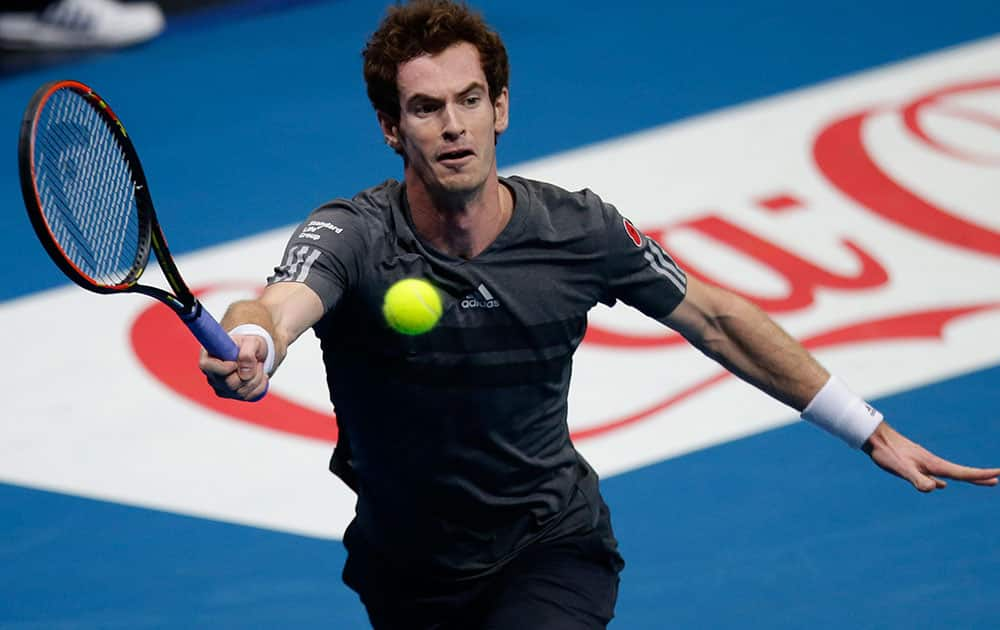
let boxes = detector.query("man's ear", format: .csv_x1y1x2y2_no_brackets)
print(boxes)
377,111,401,151
493,87,509,137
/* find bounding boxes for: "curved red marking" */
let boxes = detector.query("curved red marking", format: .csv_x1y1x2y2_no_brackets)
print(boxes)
901,78,1000,165
131,284,998,445
570,303,1000,441
666,216,889,313
571,371,730,440
583,326,687,348
757,193,803,212
584,214,890,348
814,109,1000,257
130,286,338,444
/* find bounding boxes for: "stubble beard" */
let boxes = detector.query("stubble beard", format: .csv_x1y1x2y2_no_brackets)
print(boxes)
427,152,496,207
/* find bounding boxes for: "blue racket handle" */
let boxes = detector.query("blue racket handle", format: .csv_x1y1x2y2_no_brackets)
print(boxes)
185,303,238,360
184,303,269,401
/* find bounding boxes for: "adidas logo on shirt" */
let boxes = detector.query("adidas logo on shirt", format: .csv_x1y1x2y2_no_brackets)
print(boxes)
461,283,500,309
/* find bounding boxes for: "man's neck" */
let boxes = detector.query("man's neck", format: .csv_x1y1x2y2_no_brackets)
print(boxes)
405,175,513,259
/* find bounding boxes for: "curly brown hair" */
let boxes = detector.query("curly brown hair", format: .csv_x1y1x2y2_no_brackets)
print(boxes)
362,0,510,120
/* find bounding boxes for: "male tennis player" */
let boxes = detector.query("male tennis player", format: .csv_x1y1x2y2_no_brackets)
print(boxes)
200,1,1000,627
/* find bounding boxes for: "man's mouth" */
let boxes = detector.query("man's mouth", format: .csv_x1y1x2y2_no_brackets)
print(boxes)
438,149,475,164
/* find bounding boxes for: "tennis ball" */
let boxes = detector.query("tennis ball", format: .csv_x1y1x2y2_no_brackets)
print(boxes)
383,278,443,335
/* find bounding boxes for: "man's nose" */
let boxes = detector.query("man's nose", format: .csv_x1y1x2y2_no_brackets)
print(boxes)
441,103,464,140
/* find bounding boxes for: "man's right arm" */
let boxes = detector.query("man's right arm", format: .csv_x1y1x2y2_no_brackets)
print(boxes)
199,282,326,401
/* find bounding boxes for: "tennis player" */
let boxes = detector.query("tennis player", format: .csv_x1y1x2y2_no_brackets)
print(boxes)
200,1,1000,627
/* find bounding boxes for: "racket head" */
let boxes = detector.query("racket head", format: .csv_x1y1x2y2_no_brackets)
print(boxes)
19,80,154,294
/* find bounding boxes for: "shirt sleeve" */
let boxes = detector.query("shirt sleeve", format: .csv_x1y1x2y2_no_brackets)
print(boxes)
266,201,369,312
601,200,687,319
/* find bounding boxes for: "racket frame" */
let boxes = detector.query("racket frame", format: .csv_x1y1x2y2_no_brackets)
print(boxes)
18,80,251,375
20,79,196,316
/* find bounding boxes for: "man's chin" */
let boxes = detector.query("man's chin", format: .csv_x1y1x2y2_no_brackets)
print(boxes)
436,173,486,196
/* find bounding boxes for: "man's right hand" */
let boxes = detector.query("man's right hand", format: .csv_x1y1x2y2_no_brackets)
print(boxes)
198,283,326,401
199,334,270,401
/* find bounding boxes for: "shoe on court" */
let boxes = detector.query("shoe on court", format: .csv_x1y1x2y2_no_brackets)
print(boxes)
0,0,165,50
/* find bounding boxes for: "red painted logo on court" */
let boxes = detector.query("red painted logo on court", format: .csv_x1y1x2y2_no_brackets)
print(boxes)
130,75,1000,447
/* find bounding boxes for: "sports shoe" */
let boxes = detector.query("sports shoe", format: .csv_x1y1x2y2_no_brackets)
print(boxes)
0,0,165,50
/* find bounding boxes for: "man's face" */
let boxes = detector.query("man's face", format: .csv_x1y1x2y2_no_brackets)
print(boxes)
382,42,509,199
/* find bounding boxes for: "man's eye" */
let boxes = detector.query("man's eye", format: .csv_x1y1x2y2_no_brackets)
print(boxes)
464,95,481,106
414,102,438,115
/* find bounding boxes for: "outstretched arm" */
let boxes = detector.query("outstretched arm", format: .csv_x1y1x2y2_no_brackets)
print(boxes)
661,276,1000,492
199,281,325,402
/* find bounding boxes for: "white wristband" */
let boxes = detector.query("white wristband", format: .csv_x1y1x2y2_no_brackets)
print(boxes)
228,324,276,375
801,376,883,449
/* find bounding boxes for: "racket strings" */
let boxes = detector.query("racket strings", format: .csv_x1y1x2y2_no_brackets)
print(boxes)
37,105,138,284
59,92,138,282
33,88,143,287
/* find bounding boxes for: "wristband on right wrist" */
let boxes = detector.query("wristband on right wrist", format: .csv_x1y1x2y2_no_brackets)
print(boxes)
227,323,276,375
801,376,883,449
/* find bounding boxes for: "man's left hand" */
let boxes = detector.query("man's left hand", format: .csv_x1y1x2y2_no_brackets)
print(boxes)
863,422,1000,492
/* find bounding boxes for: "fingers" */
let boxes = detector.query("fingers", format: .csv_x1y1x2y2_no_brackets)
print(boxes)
237,336,264,381
198,347,231,378
866,429,998,493
897,456,947,493
910,474,946,493
205,364,268,401
925,458,1000,484
907,457,999,492
199,336,269,401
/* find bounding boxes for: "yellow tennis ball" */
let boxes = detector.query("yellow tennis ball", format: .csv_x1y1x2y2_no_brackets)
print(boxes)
383,278,443,335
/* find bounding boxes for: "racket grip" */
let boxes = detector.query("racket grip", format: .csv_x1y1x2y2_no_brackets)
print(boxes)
185,303,238,360
184,302,269,401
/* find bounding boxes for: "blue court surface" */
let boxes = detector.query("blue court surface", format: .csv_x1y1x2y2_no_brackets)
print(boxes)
2,1,1000,628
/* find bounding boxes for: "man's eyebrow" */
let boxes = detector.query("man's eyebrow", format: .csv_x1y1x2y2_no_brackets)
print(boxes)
405,82,486,104
456,81,486,96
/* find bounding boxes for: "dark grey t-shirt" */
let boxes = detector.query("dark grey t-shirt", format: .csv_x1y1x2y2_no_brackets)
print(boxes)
269,176,686,576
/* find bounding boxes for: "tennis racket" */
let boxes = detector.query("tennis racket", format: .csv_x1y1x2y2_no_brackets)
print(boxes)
18,79,263,396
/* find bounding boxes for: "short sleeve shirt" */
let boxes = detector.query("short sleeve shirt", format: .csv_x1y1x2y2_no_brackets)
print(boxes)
268,176,686,576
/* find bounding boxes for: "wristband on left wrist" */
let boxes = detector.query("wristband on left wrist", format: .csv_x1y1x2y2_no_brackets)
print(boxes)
800,376,883,449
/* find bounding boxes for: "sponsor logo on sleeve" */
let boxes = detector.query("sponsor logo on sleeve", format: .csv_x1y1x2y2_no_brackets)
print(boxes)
269,245,322,283
623,218,644,247
297,220,344,241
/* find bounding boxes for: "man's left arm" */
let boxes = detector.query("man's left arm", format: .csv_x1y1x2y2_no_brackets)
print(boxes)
661,275,1000,492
